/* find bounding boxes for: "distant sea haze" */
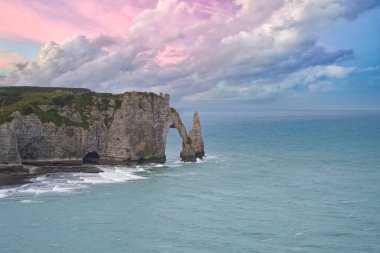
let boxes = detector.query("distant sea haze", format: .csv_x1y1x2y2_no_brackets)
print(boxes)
1,110,380,252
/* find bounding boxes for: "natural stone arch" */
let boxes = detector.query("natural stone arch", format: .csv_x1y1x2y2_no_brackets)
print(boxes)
162,126,180,162
169,109,204,162
83,151,100,164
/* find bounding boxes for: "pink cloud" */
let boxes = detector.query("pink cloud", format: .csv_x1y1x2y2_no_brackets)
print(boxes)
0,0,238,68
0,49,25,68
155,46,188,66
191,0,238,17
63,1,143,37
0,1,91,42
0,0,237,44
129,0,237,65
0,0,145,43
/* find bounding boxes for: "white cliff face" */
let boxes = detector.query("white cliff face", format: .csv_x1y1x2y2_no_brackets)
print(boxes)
104,92,173,163
0,89,205,168
0,121,21,168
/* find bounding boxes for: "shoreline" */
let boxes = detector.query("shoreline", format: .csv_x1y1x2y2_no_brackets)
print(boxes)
0,165,103,187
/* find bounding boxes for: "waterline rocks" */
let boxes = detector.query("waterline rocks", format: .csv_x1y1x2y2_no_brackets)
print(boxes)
0,165,102,186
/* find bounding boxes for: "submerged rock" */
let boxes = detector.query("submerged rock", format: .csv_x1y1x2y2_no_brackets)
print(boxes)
27,165,103,175
0,165,102,186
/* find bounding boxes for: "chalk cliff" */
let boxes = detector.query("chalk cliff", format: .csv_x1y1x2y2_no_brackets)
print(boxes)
0,87,205,170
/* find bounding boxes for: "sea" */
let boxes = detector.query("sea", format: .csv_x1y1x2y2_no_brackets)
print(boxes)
1,110,379,253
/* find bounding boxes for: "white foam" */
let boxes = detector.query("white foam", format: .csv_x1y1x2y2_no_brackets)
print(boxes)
0,190,8,199
7,180,81,196
84,166,145,184
362,228,378,231
76,166,145,185
196,158,205,163
0,156,212,200
165,162,184,168
19,199,40,203
0,166,146,199
134,167,146,172
52,185,78,192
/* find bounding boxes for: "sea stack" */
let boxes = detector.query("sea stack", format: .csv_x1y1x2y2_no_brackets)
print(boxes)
0,87,205,172
188,112,205,159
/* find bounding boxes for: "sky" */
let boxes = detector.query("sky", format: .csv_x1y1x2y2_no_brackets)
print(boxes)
0,0,379,110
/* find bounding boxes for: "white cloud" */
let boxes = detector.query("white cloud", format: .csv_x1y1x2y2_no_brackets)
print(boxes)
183,64,356,101
1,0,378,105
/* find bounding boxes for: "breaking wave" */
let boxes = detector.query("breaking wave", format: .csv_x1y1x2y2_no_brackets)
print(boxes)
0,154,214,200
0,165,147,199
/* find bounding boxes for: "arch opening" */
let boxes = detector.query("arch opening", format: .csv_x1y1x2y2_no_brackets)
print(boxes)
165,128,182,163
83,151,100,164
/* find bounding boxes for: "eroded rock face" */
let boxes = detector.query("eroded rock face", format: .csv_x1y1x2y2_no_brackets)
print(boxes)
189,112,205,159
170,108,196,162
0,121,21,170
0,89,204,168
104,92,172,163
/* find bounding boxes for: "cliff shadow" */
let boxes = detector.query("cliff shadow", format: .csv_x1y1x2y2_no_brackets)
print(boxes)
83,151,100,164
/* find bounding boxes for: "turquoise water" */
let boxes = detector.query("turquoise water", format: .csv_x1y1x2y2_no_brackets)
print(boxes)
1,110,380,252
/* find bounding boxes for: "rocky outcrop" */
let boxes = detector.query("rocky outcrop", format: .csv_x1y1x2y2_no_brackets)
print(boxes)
170,108,196,162
188,112,205,159
170,110,205,162
0,121,22,170
0,87,205,170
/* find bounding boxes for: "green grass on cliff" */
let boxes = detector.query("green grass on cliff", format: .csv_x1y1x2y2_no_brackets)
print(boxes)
0,86,122,128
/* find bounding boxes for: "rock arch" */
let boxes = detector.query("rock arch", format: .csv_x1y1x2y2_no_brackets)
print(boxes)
170,109,205,162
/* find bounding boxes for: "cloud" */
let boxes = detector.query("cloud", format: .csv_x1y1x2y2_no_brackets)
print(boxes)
183,65,357,101
0,0,145,42
0,49,25,71
1,0,379,104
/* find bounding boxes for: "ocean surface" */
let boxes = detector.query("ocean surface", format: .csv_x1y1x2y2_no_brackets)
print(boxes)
1,110,380,253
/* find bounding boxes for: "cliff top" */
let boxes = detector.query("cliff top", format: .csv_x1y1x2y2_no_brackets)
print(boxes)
0,86,168,127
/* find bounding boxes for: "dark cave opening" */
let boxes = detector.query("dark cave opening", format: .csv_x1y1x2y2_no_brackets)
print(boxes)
83,151,100,164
